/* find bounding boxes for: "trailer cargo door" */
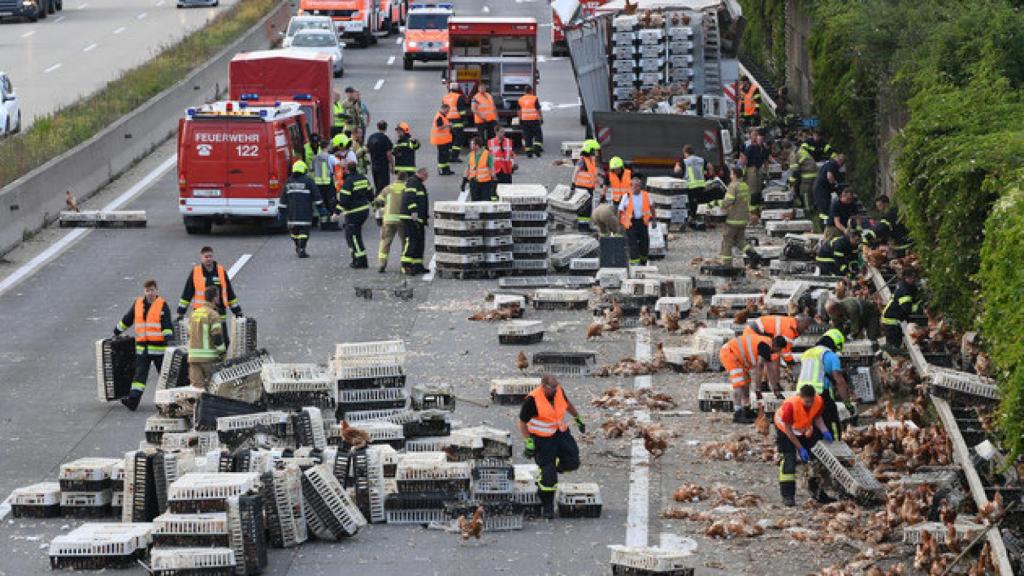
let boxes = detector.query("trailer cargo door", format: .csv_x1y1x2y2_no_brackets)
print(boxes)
565,17,610,134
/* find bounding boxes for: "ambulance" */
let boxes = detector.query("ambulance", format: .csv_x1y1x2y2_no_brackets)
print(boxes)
177,101,313,234
402,3,452,69
299,0,390,47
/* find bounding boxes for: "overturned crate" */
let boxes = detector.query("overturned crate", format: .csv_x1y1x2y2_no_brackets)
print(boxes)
532,288,590,310
498,320,545,345
260,464,308,548
59,210,147,228
384,491,456,525
227,316,258,359
95,336,136,402
928,368,1000,402
156,346,190,390
209,349,272,404
445,500,524,532
902,520,987,545
811,441,885,504
154,386,203,419
556,482,602,518
49,523,153,570
764,280,808,314
532,351,596,376
262,363,336,409
302,465,367,539
608,545,694,576
491,377,541,405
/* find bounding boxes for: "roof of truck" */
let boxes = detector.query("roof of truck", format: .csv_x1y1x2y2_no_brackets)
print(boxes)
232,50,331,63
448,16,536,24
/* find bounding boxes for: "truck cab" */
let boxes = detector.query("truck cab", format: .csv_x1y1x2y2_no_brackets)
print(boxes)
299,0,389,47
446,17,538,141
177,101,312,235
402,3,452,69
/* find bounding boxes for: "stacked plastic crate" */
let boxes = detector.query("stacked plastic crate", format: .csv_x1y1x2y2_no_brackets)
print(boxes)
447,457,524,531
498,184,549,276
637,23,666,91
433,201,513,279
385,452,470,525
647,176,688,232
611,15,640,108
665,19,695,88
331,340,408,424
58,458,122,519
49,523,154,571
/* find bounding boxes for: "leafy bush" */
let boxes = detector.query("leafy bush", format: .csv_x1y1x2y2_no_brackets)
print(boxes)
0,0,280,189
736,0,787,86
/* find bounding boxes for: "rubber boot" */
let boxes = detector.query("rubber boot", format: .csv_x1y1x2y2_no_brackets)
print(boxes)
299,238,310,259
733,409,754,424
293,238,302,257
808,477,836,504
121,388,142,411
745,246,762,269
539,490,555,520
378,261,387,273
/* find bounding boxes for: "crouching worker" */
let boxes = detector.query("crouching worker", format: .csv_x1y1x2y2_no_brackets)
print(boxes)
775,385,836,506
187,286,226,391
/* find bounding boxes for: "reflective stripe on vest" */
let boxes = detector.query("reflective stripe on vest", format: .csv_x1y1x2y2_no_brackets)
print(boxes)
468,149,493,182
430,112,453,145
188,307,222,360
685,157,705,188
192,265,227,309
574,156,597,189
773,395,823,436
488,137,514,174
619,191,652,229
608,169,631,202
442,92,463,121
134,296,167,344
312,152,333,185
742,84,759,116
726,333,768,369
797,346,828,395
526,386,569,437
473,92,497,123
518,94,540,121
332,101,345,127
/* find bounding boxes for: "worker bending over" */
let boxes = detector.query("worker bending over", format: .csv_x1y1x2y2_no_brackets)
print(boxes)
114,279,174,411
882,267,922,351
775,385,835,506
187,286,227,391
743,314,812,366
816,227,861,277
825,297,881,341
797,329,856,440
720,334,787,423
519,374,585,520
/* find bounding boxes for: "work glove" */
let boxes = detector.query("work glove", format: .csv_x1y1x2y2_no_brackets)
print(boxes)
844,400,858,415
798,447,810,462
523,437,536,458
318,206,329,218
821,430,834,443
574,415,586,434
113,329,120,337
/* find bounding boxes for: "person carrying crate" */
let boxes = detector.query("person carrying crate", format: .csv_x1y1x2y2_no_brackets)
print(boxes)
113,279,174,411
774,385,835,507
187,286,227,391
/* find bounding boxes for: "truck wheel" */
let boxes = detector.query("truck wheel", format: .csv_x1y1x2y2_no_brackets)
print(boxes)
26,10,37,21
358,31,370,48
14,112,21,133
184,216,212,235
55,0,62,10
38,2,47,18
403,56,413,70
381,19,391,37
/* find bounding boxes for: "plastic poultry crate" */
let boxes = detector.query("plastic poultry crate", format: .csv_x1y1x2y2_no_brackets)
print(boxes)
194,394,263,432
11,482,61,518
157,346,190,390
49,522,153,571
59,457,122,492
608,545,695,576
764,280,808,314
646,176,688,190
226,493,267,576
532,288,591,310
762,187,795,203
849,366,877,404
301,465,367,538
531,351,596,376
490,377,541,405
811,441,885,504
154,385,203,418
928,368,1000,401
123,449,158,523
293,407,328,451
697,383,735,412
433,218,487,236
710,292,764,310
445,500,525,532
209,350,272,405
228,316,258,359
334,340,406,360
167,472,260,514
95,336,135,402
766,219,814,236
402,412,451,439
332,361,406,390
412,383,455,411
337,388,410,417
342,408,411,425
498,320,545,345
569,257,600,273
360,421,407,448
144,416,191,444
60,491,112,518
150,547,236,576
260,465,308,548
556,482,602,518
902,521,987,545
654,297,691,316
621,279,662,298
152,512,230,547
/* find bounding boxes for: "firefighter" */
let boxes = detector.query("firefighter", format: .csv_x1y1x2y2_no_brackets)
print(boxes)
431,104,454,176
279,160,323,258
336,161,372,268
311,137,338,215
826,297,882,341
805,130,834,162
400,167,430,275
863,195,912,252
573,140,600,231
674,145,706,228
472,81,498,143
719,166,761,268
797,328,856,441
775,385,835,507
518,374,584,520
719,333,787,423
738,76,760,127
187,285,227,391
488,125,515,184
814,154,846,234
350,128,370,175
882,267,922,350
176,246,242,322
442,82,469,162
463,136,495,202
518,85,544,157
331,91,346,137
617,173,652,266
372,172,409,273
815,227,861,277
341,87,370,142
113,279,174,411
393,122,420,175
743,313,813,366
601,156,631,205
788,139,819,217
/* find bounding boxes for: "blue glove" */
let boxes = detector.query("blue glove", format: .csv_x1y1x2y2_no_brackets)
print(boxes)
318,206,329,217
821,430,834,443
798,447,810,462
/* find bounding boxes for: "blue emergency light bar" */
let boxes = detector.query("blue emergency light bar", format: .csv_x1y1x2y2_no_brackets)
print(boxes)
187,108,197,117
238,102,249,109
410,3,452,9
292,93,313,101
260,110,269,117
239,93,260,101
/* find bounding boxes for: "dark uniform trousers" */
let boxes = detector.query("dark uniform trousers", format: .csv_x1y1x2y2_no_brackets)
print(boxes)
625,219,650,265
132,349,165,392
344,210,369,265
534,430,580,504
469,180,495,203
521,120,543,154
371,164,390,195
437,143,451,170
401,220,425,268
776,429,821,500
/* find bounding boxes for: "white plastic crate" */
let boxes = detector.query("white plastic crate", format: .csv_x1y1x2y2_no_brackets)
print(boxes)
709,292,765,310
434,235,485,248
154,386,203,417
484,251,514,264
698,383,734,412
331,360,405,386
645,176,687,191
360,421,406,444
216,411,290,433
597,267,628,288
261,363,333,394
547,189,592,213
13,482,61,506
156,346,189,390
150,548,236,573
333,340,406,361
533,288,590,304
61,491,112,507
662,347,710,369
227,316,258,359
621,278,661,298
512,224,549,237
396,460,471,482
667,25,693,38
557,482,602,517
161,431,220,454
50,523,153,568
262,464,308,548
902,521,987,544
512,242,549,255
490,377,540,403
338,387,409,406
929,367,1000,400
654,297,692,315
59,457,122,490
433,219,486,233
490,293,527,311
301,465,367,538
498,320,544,345
608,545,694,574
153,511,229,536
209,352,271,404
294,407,328,450
168,472,260,505
497,184,548,203
613,14,638,30
435,252,485,265
385,508,447,524
764,280,808,313
766,219,814,236
811,441,885,503
363,446,388,523
763,186,795,203
760,208,805,221
145,416,190,439
343,408,411,424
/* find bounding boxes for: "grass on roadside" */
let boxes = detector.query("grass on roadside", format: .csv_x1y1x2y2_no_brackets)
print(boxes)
0,0,280,189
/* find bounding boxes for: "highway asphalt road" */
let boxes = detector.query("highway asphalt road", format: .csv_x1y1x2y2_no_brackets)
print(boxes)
0,0,240,130
0,0,663,573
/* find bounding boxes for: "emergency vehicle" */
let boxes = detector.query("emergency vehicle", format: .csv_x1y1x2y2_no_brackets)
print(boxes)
299,0,390,47
382,0,407,33
550,0,611,56
229,51,336,138
402,3,452,70
177,101,312,234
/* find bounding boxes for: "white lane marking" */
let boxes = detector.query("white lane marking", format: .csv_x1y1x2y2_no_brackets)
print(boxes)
21,30,36,38
137,11,147,19
156,0,164,5
227,254,252,279
395,36,403,44
44,63,62,73
83,43,97,52
373,78,385,91
77,2,87,8
423,187,469,282
387,55,395,65
482,5,490,12
626,329,652,547
113,26,125,34
53,15,64,22
0,155,176,297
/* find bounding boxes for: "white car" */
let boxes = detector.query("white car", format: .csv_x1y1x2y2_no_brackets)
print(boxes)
282,15,339,48
0,72,21,137
283,30,344,78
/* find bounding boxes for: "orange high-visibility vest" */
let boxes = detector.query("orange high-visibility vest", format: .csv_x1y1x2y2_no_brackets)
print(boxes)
722,333,773,370
133,297,167,344
468,149,493,182
741,84,759,117
608,169,631,202
473,92,497,124
333,162,347,191
774,395,824,436
743,315,799,362
488,136,514,174
526,385,569,437
619,191,652,229
518,94,540,121
430,112,452,145
442,92,463,121
192,265,228,308
574,156,597,189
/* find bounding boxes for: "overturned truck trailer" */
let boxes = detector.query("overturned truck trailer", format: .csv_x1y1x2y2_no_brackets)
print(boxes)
562,0,745,172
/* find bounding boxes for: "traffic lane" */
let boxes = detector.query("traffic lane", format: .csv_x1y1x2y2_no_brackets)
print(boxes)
4,0,241,128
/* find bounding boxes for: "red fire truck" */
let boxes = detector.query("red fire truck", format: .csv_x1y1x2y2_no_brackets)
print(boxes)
446,17,537,142
229,51,336,139
177,101,312,234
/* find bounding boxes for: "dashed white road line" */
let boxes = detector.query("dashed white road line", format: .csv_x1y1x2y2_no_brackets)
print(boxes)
395,36,403,44
482,5,490,12
21,30,36,38
113,26,125,34
44,63,62,73
387,56,395,65
373,78,385,91
137,11,147,19
227,254,252,279
626,329,653,547
77,2,87,8
53,15,64,22
156,0,164,5
0,155,176,297
83,43,97,52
